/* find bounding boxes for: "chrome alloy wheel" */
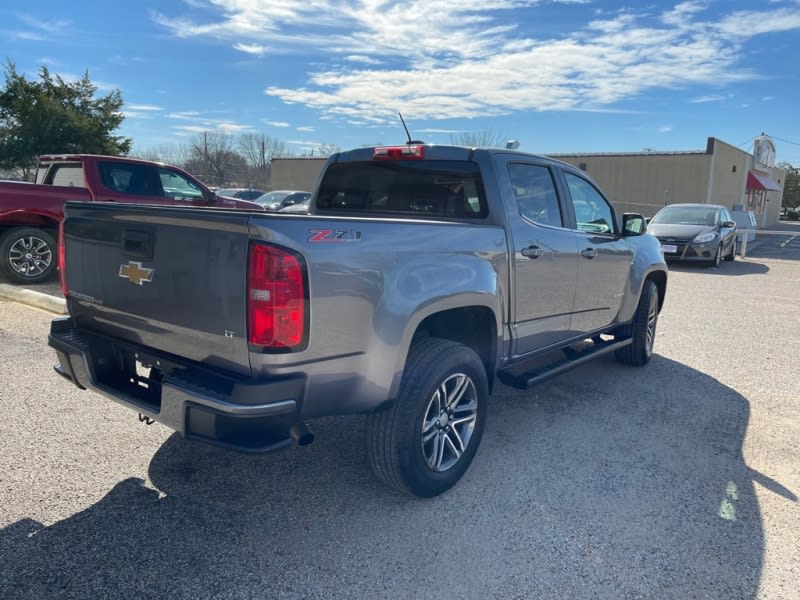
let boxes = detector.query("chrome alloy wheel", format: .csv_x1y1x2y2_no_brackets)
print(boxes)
421,373,479,472
9,235,52,278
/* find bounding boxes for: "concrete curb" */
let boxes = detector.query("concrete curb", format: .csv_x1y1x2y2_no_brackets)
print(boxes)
0,283,67,315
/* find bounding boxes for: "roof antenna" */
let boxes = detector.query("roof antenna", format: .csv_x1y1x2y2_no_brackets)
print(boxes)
398,112,424,145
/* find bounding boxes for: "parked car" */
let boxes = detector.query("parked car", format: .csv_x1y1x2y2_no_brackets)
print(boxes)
255,190,312,212
215,188,266,201
648,203,737,267
278,193,312,213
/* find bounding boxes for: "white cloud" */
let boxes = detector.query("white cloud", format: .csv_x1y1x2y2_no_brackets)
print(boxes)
263,120,290,127
689,94,728,103
761,95,774,101
128,104,164,111
345,55,382,65
174,121,252,134
154,1,800,123
297,126,315,132
658,125,673,133
234,43,269,56
216,121,253,133
168,111,203,120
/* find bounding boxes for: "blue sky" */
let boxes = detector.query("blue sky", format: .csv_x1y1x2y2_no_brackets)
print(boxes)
3,0,800,164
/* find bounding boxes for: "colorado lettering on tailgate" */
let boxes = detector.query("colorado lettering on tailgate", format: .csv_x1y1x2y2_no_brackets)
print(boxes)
308,229,362,242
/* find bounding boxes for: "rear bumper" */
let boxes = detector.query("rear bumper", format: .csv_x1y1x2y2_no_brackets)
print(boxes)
48,318,306,454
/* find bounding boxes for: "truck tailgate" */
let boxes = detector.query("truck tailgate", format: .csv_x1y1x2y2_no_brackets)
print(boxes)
62,203,254,376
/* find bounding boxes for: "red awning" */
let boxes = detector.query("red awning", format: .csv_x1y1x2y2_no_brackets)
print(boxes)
747,171,781,191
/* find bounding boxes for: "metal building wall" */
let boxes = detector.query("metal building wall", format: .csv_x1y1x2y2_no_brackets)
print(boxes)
270,157,326,192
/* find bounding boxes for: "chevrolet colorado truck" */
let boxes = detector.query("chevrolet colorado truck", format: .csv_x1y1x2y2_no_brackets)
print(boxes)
0,154,260,284
49,143,667,497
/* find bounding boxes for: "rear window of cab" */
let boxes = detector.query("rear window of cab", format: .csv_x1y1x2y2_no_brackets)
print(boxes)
315,161,488,219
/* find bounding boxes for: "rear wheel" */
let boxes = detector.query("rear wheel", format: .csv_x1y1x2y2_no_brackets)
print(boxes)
615,280,659,366
366,337,488,497
0,227,57,284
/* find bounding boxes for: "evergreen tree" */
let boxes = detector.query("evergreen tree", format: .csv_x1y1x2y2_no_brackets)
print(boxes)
0,60,131,177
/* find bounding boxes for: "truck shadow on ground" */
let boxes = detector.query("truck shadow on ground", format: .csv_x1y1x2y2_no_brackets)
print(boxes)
0,356,795,599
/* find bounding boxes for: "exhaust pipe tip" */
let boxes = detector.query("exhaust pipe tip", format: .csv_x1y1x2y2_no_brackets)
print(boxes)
290,422,315,446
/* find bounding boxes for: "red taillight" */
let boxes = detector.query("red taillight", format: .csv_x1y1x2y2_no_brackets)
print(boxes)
58,220,68,297
247,242,306,349
373,145,425,160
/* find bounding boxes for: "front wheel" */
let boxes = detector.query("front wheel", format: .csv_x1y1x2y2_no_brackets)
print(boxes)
366,337,488,497
0,227,57,284
708,244,722,268
615,280,659,366
724,238,737,262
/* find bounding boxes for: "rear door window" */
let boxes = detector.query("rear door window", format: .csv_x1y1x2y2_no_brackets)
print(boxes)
98,162,160,196
315,161,488,219
507,163,563,227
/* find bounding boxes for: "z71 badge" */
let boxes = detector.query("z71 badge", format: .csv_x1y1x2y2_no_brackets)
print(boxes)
308,229,362,243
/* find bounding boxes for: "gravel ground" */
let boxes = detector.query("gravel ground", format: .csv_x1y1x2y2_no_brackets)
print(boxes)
0,253,798,599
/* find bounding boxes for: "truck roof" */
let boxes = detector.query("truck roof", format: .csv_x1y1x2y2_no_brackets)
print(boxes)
37,154,173,168
329,144,583,173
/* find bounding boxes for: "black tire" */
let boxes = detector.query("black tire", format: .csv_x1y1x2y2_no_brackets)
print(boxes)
724,238,736,262
0,227,57,284
615,280,659,367
366,337,488,497
708,244,722,268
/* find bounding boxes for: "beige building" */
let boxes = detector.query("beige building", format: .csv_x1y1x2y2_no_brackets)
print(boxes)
270,136,786,227
550,135,785,227
270,157,327,192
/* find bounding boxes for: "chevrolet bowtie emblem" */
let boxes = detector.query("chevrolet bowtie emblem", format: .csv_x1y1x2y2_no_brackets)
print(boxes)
119,261,154,285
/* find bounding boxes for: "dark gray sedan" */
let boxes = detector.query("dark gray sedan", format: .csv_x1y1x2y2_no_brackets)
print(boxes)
648,203,738,267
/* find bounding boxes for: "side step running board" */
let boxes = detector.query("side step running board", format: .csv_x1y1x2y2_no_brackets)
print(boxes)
497,337,633,390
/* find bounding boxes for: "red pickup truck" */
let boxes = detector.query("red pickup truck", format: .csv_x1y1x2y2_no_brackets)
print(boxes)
0,154,261,284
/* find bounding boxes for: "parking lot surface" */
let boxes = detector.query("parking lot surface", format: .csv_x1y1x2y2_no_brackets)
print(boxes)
1,247,798,599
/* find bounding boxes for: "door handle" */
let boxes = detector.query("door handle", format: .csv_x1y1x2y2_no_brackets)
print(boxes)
581,248,598,259
521,246,545,259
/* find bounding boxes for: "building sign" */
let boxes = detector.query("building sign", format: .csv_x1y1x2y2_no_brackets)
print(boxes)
753,135,776,168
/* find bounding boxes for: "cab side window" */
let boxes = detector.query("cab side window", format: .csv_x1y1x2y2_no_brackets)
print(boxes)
563,173,615,234
507,163,563,227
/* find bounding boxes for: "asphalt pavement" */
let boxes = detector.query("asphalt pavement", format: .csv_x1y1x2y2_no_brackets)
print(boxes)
0,225,798,599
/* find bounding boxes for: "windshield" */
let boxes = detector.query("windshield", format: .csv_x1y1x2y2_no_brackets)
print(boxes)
255,191,291,205
651,205,718,226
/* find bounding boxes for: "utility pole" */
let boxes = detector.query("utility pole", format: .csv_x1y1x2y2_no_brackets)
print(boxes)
203,131,209,186
260,137,266,189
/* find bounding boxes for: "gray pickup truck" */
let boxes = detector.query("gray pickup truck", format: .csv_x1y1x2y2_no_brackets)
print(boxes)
49,143,667,497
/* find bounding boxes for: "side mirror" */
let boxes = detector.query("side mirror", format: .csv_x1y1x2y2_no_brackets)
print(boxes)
622,213,647,236
722,220,736,228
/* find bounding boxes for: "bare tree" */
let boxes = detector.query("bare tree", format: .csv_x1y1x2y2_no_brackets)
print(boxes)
128,143,191,167
450,129,510,148
185,131,248,187
316,143,341,157
237,133,290,189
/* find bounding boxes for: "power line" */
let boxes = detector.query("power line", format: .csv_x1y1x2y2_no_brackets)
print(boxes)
766,134,800,148
737,136,756,149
